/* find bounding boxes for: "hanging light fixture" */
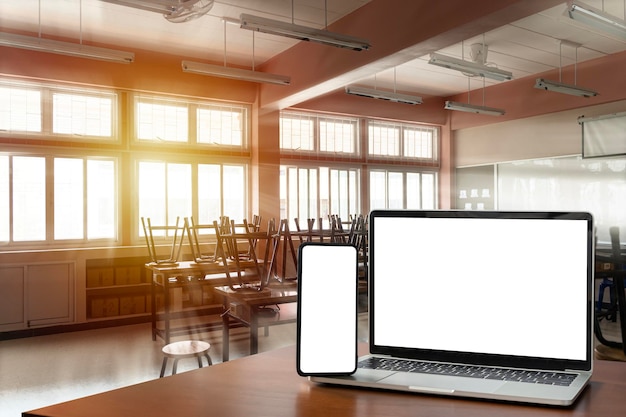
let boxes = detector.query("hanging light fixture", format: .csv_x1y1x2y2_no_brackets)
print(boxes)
239,0,370,51
345,68,422,105
445,72,505,116
182,17,291,85
534,40,598,97
0,0,134,63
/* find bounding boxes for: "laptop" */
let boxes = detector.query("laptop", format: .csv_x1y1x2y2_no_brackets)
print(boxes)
311,210,594,406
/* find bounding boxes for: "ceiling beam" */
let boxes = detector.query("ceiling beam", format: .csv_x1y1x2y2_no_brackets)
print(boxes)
257,0,565,111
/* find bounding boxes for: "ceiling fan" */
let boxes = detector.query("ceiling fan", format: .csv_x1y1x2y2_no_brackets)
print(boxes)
100,0,214,23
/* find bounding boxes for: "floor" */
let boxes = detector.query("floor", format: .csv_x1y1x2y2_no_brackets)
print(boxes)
0,314,369,417
0,313,621,417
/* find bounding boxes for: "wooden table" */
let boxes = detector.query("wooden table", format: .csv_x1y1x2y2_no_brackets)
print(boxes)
23,344,626,417
214,283,297,361
146,261,231,344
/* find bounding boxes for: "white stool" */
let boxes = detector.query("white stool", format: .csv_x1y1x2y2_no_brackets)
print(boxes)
159,340,212,377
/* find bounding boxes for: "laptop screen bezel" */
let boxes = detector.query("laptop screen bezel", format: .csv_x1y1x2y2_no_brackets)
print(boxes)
368,210,594,372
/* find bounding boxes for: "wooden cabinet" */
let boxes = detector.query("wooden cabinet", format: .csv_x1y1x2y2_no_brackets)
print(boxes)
0,262,75,331
85,257,151,320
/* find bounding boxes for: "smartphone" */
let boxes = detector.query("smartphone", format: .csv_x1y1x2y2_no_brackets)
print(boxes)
296,242,358,376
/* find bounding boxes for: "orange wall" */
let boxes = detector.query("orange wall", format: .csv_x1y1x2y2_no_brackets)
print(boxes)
0,46,259,103
445,49,626,131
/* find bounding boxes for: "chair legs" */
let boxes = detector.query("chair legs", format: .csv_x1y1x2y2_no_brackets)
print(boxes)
159,351,213,377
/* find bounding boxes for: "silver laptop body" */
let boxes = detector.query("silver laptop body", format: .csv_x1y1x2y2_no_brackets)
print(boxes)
312,210,594,406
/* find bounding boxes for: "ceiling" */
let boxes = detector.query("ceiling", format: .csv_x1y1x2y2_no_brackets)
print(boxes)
2,0,626,105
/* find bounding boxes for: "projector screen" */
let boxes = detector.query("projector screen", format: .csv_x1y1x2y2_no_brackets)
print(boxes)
581,112,626,158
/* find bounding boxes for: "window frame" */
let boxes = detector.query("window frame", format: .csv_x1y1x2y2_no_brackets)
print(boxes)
0,149,120,248
367,119,439,164
0,79,121,143
133,154,250,245
132,94,251,150
280,111,360,157
280,163,361,229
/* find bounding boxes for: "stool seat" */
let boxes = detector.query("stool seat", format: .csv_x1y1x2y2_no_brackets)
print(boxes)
595,344,626,362
160,340,212,377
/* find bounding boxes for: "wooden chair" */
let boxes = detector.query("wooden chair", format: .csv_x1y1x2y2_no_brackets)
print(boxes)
594,226,626,361
266,219,299,283
141,216,185,266
214,217,271,290
184,217,219,264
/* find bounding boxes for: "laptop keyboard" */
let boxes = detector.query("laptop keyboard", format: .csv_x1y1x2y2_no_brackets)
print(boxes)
358,357,577,387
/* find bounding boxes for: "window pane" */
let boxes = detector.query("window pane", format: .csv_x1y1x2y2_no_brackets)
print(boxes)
197,107,244,146
388,172,403,209
88,159,116,239
198,164,221,223
298,168,309,222
0,156,8,242
369,171,386,210
223,165,245,221
280,115,314,151
167,163,192,224
13,156,46,241
0,86,41,132
320,119,356,154
348,170,358,216
137,101,188,142
54,158,84,240
406,173,421,209
309,169,318,220
138,162,166,227
368,123,400,156
422,173,436,209
288,167,298,223
319,168,329,220
53,93,113,137
280,167,287,221
404,128,433,159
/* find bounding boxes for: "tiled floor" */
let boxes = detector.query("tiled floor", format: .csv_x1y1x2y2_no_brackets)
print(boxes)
0,315,369,417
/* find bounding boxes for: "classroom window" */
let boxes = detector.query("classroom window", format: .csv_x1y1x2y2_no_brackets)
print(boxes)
135,95,250,148
0,81,118,140
197,106,247,146
368,121,438,162
0,85,41,133
369,170,437,210
136,98,189,143
52,92,114,137
280,113,315,151
280,112,358,155
280,165,360,228
137,160,247,234
0,154,117,244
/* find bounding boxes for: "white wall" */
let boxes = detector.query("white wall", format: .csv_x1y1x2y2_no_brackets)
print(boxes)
455,100,626,167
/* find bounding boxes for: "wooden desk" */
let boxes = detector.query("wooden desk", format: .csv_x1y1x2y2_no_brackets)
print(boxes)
214,283,297,361
146,261,231,343
23,345,626,417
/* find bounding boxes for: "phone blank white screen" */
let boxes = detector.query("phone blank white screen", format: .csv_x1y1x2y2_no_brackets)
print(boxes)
298,244,357,375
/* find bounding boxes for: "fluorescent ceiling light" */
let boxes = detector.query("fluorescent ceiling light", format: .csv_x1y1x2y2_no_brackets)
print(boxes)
345,86,422,105
100,0,214,23
567,0,626,39
429,53,513,81
534,78,598,98
239,13,370,51
0,32,134,63
444,101,505,116
182,60,291,85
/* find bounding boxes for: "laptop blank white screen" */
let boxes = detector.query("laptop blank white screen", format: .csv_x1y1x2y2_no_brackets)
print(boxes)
372,215,590,362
